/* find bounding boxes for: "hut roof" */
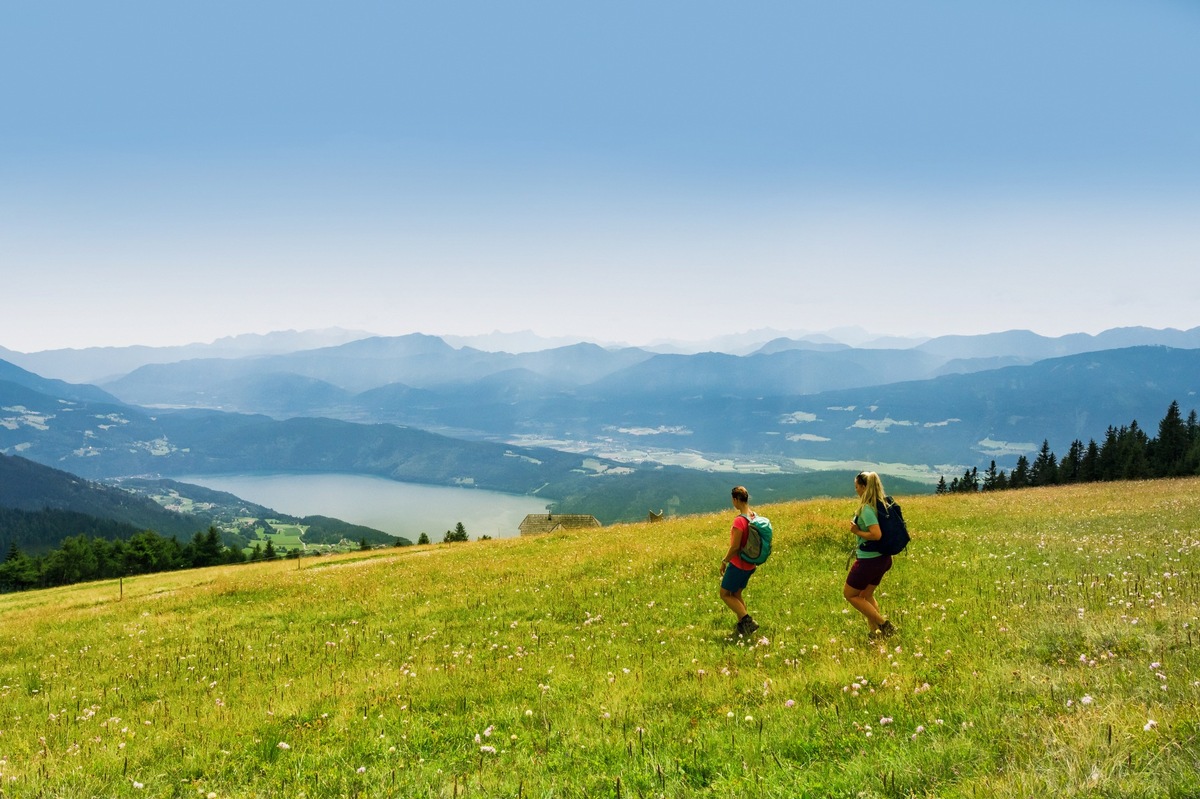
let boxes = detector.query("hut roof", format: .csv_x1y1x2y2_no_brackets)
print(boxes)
518,513,601,536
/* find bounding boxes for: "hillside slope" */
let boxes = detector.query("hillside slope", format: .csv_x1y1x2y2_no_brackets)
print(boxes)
0,478,1195,796
0,452,208,539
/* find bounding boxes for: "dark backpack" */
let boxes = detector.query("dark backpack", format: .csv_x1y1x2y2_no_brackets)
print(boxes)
738,514,773,565
861,496,910,556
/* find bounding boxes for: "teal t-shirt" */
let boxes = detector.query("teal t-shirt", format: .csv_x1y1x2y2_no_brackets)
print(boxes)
854,504,882,559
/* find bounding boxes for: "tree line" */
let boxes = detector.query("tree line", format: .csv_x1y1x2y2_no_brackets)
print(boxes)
0,526,297,592
0,518,468,593
938,401,1200,493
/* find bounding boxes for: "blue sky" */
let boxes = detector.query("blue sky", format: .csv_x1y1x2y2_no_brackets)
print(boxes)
2,1,1199,352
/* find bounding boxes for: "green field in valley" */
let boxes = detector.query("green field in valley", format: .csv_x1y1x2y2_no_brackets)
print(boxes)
0,478,1197,797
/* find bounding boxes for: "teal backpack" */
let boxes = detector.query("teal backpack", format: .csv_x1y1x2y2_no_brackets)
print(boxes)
738,514,774,565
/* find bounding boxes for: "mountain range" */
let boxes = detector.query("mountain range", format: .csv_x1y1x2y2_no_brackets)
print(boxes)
3,325,1199,529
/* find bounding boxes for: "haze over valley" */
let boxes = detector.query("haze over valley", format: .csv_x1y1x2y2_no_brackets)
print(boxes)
4,324,1199,532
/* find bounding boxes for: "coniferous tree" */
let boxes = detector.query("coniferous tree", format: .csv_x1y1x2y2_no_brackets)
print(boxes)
1098,426,1121,481
1059,440,1084,484
1117,421,1151,479
188,526,224,568
1010,456,1031,488
417,532,430,545
264,539,278,560
1151,401,1189,477
935,476,948,495
1030,440,1058,487
961,467,980,493
982,461,1000,491
1080,439,1101,483
1186,410,1200,476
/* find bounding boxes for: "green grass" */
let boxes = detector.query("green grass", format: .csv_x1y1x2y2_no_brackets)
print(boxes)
1,479,1198,797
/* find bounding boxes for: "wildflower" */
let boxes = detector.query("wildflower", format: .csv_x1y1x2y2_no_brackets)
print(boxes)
132,782,144,790
1080,695,1094,706
357,767,366,774
744,715,754,723
480,745,497,754
277,742,290,750
784,699,796,708
879,717,893,725
1144,720,1158,731
483,725,494,737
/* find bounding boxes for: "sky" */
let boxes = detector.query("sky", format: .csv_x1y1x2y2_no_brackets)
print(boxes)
2,1,1199,353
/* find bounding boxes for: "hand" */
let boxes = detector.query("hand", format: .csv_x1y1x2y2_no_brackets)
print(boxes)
719,561,727,575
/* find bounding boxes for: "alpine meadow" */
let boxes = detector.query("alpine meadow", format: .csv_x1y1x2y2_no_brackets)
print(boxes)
1,479,1196,798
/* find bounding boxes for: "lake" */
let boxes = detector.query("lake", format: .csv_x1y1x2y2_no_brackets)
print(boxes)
177,473,554,541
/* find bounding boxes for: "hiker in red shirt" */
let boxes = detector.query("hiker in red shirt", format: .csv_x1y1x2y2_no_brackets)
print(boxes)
720,485,759,637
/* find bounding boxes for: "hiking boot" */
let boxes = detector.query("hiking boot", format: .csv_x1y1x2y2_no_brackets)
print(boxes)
738,615,759,636
878,620,897,638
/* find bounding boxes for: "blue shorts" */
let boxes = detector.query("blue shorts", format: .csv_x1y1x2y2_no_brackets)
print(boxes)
721,563,754,593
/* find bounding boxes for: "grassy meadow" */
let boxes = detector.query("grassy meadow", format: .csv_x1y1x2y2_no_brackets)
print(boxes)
1,478,1197,798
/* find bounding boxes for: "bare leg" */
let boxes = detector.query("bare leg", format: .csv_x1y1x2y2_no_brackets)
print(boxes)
720,588,747,620
843,583,885,632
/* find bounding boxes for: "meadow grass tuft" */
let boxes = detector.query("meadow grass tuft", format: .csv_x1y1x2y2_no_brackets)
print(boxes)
1,479,1198,797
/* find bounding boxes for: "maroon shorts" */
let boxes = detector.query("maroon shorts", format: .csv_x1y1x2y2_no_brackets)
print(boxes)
846,555,892,590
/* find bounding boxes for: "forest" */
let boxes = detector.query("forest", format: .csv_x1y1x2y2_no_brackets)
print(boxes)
939,400,1200,492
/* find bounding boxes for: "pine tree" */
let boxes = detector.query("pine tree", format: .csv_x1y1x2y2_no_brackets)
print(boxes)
982,461,1000,491
1117,421,1151,479
1010,456,1031,488
1098,426,1121,481
1030,440,1058,487
1059,440,1085,484
1186,410,1200,476
1151,401,1189,477
1080,439,1101,483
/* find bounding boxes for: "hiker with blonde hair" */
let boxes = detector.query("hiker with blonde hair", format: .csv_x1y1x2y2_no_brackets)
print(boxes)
844,471,897,638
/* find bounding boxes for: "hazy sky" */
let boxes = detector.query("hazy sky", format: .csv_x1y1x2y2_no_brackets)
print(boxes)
3,1,1199,352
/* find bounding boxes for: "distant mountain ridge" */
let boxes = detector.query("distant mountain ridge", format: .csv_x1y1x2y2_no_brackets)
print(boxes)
4,327,1200,525
13,324,1199,387
0,328,373,384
